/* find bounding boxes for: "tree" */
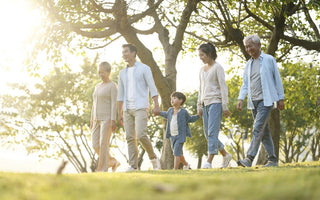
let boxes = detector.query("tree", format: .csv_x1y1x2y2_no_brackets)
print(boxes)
185,0,320,164
279,62,320,163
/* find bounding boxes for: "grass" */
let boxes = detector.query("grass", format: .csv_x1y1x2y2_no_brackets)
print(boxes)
1,161,320,200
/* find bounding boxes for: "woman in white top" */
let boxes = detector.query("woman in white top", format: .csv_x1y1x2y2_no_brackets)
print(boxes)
197,43,232,169
91,62,119,172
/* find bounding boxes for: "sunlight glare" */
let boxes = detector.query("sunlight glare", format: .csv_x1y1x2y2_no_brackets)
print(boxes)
0,0,42,93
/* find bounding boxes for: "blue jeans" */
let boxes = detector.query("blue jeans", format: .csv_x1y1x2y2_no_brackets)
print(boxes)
202,103,224,155
247,100,277,162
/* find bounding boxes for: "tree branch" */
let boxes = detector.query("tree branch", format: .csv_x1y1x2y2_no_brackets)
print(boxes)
128,0,165,24
243,0,273,31
282,35,320,51
301,0,320,39
88,0,113,13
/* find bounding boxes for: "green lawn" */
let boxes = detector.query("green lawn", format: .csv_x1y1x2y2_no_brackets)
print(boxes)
1,161,319,200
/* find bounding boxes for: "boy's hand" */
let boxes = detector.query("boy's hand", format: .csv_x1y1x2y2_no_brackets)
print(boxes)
153,109,160,116
197,109,203,117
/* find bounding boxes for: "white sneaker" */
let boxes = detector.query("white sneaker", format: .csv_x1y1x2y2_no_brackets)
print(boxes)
202,162,212,169
222,153,232,168
151,158,161,170
183,163,191,170
126,166,137,172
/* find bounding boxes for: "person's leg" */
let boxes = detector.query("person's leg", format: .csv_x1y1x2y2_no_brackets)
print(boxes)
124,109,138,169
135,109,157,160
206,103,223,163
261,123,277,162
97,120,112,172
180,155,188,166
91,121,101,155
174,156,181,170
201,105,212,168
246,101,273,161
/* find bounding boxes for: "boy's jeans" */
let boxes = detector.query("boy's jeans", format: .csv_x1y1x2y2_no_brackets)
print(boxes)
247,100,277,162
202,103,224,155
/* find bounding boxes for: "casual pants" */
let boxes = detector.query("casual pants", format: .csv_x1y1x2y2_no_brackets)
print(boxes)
202,103,224,155
124,109,157,168
92,120,113,172
247,100,277,162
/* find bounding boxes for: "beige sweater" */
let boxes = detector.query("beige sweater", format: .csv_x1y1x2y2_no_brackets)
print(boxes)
91,81,117,121
197,62,229,111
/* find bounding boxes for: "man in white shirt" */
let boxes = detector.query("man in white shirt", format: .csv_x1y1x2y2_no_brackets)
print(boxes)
237,35,285,168
118,44,161,171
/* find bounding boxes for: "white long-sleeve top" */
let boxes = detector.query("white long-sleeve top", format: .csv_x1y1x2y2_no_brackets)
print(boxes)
197,62,229,112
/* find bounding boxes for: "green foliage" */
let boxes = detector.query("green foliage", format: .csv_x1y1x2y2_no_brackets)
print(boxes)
0,57,101,173
1,161,320,200
279,62,320,162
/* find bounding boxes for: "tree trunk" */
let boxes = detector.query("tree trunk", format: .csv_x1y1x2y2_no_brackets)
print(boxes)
197,154,203,169
160,139,174,169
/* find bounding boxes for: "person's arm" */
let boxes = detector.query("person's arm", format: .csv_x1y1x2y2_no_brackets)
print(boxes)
216,65,231,118
117,72,124,126
111,83,117,132
237,64,249,111
152,95,160,115
272,57,285,111
159,110,168,119
118,101,124,126
197,69,203,117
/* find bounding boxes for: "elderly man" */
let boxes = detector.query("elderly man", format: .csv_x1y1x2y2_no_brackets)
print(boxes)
118,43,161,171
237,35,285,168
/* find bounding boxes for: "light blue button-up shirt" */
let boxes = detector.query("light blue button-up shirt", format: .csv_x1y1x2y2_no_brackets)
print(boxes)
117,61,158,111
238,52,285,109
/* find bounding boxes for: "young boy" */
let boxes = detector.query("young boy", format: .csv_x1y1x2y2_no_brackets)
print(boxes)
156,92,199,170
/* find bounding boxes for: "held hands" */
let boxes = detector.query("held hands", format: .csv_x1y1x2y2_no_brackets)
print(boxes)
152,105,160,116
198,109,203,117
118,114,124,127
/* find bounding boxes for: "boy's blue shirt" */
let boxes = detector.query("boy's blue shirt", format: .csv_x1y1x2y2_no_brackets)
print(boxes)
159,107,199,143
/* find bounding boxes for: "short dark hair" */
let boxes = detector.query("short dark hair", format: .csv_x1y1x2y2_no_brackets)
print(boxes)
122,43,137,57
171,91,186,105
198,43,217,60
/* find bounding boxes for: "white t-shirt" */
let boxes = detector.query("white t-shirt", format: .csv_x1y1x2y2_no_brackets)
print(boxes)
127,67,136,109
170,111,179,136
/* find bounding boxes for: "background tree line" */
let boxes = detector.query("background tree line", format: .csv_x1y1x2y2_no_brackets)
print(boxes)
0,0,320,171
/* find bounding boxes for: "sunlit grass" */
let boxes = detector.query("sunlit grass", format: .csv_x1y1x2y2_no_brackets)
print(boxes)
1,161,319,200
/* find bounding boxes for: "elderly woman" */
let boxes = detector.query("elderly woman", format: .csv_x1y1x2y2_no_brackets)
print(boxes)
91,61,120,172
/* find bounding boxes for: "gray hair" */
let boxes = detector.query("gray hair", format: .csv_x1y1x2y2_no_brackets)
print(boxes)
243,35,261,44
99,61,111,72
